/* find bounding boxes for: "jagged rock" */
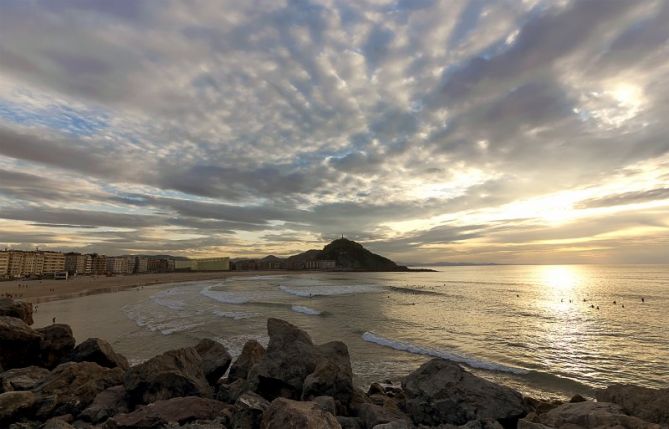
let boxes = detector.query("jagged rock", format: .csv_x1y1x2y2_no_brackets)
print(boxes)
402,359,528,427
440,419,504,428
0,390,37,424
338,416,364,429
195,338,232,385
124,347,212,406
569,393,586,403
8,423,40,429
105,396,228,428
357,402,409,429
367,382,403,398
0,298,34,325
260,397,341,429
43,418,76,429
232,391,270,429
68,338,129,370
32,361,124,419
517,417,552,429
523,397,562,415
216,378,248,403
0,366,50,393
37,325,75,369
0,316,41,369
313,395,337,415
534,401,660,429
596,384,669,424
371,421,412,429
79,385,128,423
229,340,265,382
248,318,353,412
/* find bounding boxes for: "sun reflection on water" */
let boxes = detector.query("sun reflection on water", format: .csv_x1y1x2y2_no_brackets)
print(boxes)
539,265,582,291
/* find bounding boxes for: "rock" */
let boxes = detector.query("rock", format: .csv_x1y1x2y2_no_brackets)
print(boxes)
0,390,37,424
313,395,337,415
517,418,552,429
232,391,270,429
371,421,412,429
337,416,364,429
0,298,34,325
248,318,353,412
36,325,76,369
367,382,403,398
260,397,341,429
195,338,232,385
32,361,124,419
216,378,248,403
0,366,50,393
68,338,129,370
8,423,40,429
79,385,128,423
357,402,409,429
0,316,41,369
43,419,76,429
228,339,265,382
534,401,660,429
402,358,528,427
124,347,212,406
596,384,669,424
106,396,228,428
569,393,587,403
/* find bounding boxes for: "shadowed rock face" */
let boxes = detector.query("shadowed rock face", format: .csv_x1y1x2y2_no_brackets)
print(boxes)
0,298,33,325
531,401,661,429
108,396,229,428
194,338,231,385
228,339,265,383
402,358,528,427
123,347,212,406
261,397,341,429
0,316,41,369
596,384,669,425
0,390,37,425
68,338,129,370
0,366,50,393
36,324,75,369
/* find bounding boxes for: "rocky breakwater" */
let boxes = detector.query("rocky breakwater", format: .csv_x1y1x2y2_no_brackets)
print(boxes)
2,298,669,428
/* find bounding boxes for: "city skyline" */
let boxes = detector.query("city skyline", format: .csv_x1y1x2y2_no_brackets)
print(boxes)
1,0,668,264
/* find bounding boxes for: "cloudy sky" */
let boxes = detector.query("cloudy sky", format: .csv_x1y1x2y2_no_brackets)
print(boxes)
1,0,668,264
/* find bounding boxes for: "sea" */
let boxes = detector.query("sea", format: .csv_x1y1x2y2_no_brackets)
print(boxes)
32,265,669,400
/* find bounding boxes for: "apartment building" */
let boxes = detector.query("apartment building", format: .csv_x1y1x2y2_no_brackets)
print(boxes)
0,252,9,278
64,253,93,275
91,254,107,275
135,256,148,273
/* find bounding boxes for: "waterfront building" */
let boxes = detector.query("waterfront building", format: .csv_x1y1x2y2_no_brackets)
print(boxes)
0,251,9,278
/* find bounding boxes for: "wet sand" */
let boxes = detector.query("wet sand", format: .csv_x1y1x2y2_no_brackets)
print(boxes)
0,271,283,303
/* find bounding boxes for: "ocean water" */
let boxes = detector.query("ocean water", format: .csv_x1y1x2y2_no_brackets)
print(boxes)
32,265,669,399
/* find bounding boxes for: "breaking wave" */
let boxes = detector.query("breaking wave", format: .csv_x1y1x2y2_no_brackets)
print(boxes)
213,310,258,320
291,305,322,315
362,331,528,375
279,284,381,297
200,285,251,304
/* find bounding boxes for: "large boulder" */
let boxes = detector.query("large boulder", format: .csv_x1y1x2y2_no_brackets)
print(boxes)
0,391,37,424
402,359,528,427
596,384,669,425
232,391,270,429
357,401,409,429
261,397,341,429
0,366,50,393
32,361,124,419
68,338,129,370
123,347,212,406
228,339,266,382
79,385,129,423
36,324,76,369
532,401,660,428
248,318,353,412
0,316,41,369
0,298,33,325
105,396,228,428
194,338,232,385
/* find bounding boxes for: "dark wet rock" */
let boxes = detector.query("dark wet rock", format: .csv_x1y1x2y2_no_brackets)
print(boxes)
42,418,76,429
357,402,409,429
313,395,337,415
124,347,212,406
36,325,75,369
228,339,265,383
337,416,364,429
371,421,413,429
0,298,34,325
442,419,504,429
596,384,669,424
216,378,248,404
0,390,37,424
402,358,528,427
569,393,587,403
0,366,50,393
79,385,128,423
532,401,660,428
367,382,403,398
232,391,270,429
260,397,341,429
195,338,232,385
32,361,124,420
0,316,41,370
105,396,228,428
68,338,129,370
248,318,353,412
8,423,40,429
523,397,562,415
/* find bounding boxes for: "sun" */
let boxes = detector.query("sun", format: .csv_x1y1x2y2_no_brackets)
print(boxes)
539,265,581,291
611,83,642,107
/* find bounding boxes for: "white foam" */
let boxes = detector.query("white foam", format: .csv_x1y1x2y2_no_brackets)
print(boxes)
291,305,322,315
362,331,528,375
200,285,250,304
151,287,188,310
279,284,380,297
213,310,258,320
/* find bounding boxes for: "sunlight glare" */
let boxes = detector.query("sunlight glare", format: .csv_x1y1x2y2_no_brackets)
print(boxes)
539,265,581,291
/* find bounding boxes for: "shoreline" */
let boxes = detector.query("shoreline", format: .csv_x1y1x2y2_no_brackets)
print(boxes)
0,271,287,303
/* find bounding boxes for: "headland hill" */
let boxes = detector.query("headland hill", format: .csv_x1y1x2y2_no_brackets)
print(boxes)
0,238,434,302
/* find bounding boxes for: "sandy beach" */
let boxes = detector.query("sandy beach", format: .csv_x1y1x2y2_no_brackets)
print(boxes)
0,271,281,303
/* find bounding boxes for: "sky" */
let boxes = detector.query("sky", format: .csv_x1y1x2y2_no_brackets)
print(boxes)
0,0,668,264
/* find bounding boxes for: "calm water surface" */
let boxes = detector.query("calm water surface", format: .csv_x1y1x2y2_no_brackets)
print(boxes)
33,265,669,399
